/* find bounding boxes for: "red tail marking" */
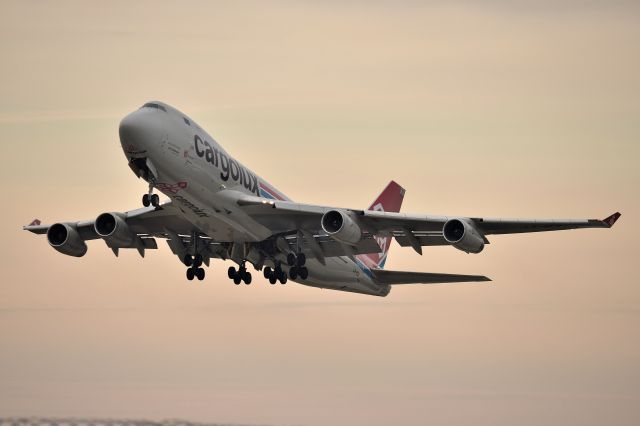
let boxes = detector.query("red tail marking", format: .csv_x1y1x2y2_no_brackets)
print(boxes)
358,181,406,269
367,180,405,213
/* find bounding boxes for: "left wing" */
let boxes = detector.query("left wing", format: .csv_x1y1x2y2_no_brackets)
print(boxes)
23,201,387,264
23,202,197,238
23,202,199,257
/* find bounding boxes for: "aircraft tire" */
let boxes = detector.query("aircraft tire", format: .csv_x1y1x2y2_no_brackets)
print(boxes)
228,266,236,279
297,253,306,267
287,253,296,266
193,254,203,267
196,268,205,280
186,268,195,281
233,275,242,285
279,273,287,285
151,194,160,207
269,275,277,285
183,254,193,266
299,267,309,280
289,267,298,280
243,272,252,285
263,267,272,279
142,194,150,207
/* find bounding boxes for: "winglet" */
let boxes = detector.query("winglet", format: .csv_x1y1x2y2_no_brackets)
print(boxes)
23,218,48,234
602,212,622,228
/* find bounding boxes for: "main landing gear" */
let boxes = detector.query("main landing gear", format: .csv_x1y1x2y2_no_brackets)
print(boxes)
184,253,205,281
228,262,252,285
263,263,287,285
286,252,309,280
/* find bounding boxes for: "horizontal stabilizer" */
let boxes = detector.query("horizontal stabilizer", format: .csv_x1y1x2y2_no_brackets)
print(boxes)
371,269,490,285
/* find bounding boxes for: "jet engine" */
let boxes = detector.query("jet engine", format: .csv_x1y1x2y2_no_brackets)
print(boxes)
321,209,362,245
442,218,485,253
94,212,136,247
46,223,88,257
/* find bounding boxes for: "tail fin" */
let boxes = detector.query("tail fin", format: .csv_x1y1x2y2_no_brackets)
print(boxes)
357,181,405,270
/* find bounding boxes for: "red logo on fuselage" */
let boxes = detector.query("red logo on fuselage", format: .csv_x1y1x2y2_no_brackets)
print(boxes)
156,181,188,194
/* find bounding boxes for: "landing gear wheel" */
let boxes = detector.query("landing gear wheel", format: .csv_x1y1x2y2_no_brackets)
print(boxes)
151,193,160,207
289,267,298,280
299,267,309,280
233,275,242,285
279,273,287,285
193,254,203,267
196,267,205,281
186,268,195,281
287,253,297,266
243,272,252,285
269,275,277,285
228,266,237,279
183,254,193,266
296,253,306,267
263,267,272,279
142,194,151,207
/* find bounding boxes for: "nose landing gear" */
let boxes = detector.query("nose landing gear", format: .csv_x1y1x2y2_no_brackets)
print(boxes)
142,193,160,207
142,180,160,207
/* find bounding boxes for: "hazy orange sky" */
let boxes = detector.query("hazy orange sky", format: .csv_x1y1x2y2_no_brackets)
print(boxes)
1,1,639,425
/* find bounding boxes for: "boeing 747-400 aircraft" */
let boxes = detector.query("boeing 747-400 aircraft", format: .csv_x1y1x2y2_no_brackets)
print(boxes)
23,101,621,296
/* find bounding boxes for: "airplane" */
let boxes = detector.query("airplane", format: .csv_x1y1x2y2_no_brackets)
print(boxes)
23,101,621,297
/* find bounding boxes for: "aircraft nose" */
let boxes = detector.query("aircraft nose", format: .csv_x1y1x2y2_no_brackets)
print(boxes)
119,110,164,157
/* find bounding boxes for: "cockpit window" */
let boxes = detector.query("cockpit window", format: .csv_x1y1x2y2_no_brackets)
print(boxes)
141,102,167,112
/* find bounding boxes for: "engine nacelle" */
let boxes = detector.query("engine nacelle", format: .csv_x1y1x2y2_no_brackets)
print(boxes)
47,223,88,257
443,218,485,254
321,209,362,245
94,212,135,247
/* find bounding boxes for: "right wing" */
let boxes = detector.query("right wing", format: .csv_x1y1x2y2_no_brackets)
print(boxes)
250,198,620,235
237,191,620,255
371,269,491,285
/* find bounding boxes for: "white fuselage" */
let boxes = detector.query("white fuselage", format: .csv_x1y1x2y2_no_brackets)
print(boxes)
119,103,390,297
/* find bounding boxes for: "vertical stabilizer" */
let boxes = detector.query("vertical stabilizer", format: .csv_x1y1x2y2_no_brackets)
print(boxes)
356,181,405,270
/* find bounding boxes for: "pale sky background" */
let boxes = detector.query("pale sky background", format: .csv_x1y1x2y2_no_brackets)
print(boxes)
1,1,639,425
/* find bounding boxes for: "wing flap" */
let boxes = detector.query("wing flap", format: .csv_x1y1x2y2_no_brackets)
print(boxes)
393,232,449,248
284,234,382,258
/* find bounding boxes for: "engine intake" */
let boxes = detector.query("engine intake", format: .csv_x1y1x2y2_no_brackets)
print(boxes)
47,223,87,257
443,218,485,254
95,212,136,247
321,209,362,245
